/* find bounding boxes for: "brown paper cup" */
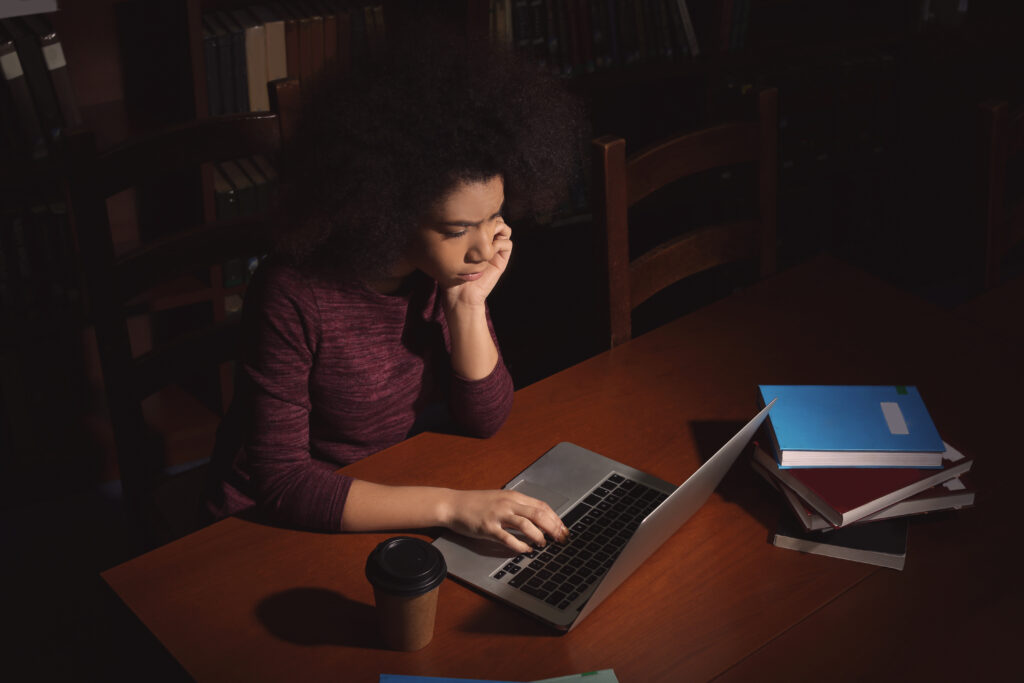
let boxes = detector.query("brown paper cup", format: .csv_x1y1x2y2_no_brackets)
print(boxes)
372,583,440,651
365,536,447,652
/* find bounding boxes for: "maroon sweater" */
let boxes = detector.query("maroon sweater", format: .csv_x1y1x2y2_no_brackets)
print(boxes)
205,263,514,531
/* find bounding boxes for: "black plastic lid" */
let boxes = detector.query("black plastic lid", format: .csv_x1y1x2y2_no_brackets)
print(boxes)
365,537,447,597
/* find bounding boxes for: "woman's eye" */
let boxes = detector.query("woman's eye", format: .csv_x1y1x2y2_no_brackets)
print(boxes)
444,229,468,239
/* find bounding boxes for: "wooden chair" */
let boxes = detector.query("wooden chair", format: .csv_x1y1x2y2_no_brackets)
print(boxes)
978,100,1024,290
65,80,300,549
593,87,778,347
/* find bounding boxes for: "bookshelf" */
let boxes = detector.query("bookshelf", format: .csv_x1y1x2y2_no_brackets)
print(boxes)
2,0,1019,495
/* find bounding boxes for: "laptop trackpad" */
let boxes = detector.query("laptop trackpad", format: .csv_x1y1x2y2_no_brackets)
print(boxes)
508,479,570,515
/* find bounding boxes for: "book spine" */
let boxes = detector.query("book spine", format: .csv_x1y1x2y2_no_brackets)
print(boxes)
554,0,571,75
588,0,605,70
231,19,250,111
318,4,337,68
676,0,700,56
333,3,351,74
604,0,620,67
31,18,82,129
633,0,649,63
665,0,689,58
615,0,635,64
348,2,368,66
512,1,531,58
209,15,237,113
3,18,61,145
545,0,560,73
305,5,325,79
577,0,594,72
529,0,546,67
202,20,222,116
1,30,46,159
655,0,673,59
235,11,270,112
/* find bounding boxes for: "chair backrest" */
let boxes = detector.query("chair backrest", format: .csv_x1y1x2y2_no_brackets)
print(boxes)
593,87,778,347
978,99,1024,290
65,79,300,546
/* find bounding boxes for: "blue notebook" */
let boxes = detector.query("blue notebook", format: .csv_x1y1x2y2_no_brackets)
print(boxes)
757,385,944,468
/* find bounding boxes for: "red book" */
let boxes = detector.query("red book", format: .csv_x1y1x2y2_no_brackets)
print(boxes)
751,442,974,527
752,454,976,531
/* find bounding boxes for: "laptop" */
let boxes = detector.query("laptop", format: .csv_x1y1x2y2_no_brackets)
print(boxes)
433,399,776,631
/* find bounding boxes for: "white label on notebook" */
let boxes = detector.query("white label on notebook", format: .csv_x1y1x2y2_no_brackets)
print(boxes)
880,402,909,435
1,52,24,80
42,43,67,71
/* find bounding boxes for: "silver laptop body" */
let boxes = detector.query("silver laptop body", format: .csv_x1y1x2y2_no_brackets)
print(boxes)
433,400,775,631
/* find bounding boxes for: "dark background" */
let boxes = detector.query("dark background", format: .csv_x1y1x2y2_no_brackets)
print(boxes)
2,0,1023,679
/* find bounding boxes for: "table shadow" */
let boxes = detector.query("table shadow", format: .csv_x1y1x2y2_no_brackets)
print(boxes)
689,419,779,533
255,587,384,649
456,597,563,638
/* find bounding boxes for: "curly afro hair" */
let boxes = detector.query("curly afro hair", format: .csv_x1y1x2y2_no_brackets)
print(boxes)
273,35,586,282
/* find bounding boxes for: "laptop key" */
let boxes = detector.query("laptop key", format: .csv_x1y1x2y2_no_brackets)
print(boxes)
545,590,568,606
522,585,549,600
508,568,536,587
560,503,590,528
493,570,506,580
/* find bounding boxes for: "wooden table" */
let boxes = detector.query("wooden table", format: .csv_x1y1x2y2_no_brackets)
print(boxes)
102,255,1024,682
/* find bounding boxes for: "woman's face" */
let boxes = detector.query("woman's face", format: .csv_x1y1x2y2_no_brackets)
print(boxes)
406,175,506,288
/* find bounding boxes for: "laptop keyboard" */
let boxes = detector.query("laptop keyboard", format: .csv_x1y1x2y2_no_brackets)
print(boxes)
492,473,669,611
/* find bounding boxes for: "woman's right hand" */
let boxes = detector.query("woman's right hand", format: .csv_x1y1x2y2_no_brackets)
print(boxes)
440,489,570,554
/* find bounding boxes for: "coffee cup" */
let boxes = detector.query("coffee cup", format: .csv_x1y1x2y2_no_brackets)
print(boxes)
365,536,447,651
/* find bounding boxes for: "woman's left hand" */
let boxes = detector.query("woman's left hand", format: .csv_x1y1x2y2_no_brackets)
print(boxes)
444,220,512,309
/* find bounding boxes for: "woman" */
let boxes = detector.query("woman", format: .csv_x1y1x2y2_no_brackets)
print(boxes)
205,37,584,554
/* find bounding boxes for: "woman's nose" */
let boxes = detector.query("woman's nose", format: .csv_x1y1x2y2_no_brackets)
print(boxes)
467,225,495,263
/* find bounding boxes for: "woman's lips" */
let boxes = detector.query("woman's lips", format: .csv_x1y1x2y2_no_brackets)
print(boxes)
456,272,483,281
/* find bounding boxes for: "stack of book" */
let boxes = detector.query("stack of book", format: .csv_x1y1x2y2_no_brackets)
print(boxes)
754,385,975,570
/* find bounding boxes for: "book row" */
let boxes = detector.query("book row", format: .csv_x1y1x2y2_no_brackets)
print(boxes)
0,198,80,315
491,0,751,78
202,1,384,116
0,13,81,162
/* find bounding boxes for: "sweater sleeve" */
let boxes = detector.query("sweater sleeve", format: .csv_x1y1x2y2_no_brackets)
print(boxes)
447,307,515,438
242,266,351,531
